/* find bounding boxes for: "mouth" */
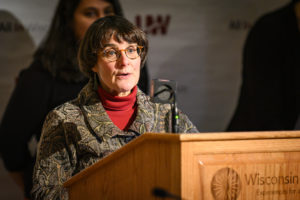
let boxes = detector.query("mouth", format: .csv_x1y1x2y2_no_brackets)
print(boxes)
116,72,131,78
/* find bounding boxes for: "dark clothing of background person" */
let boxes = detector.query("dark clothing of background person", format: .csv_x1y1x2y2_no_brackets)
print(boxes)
0,60,88,197
227,1,300,131
0,0,149,198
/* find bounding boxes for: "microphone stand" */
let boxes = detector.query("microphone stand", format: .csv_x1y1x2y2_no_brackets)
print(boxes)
150,79,178,133
171,90,179,133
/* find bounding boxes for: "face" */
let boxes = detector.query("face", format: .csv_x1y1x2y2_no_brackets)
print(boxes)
73,0,115,40
92,37,141,97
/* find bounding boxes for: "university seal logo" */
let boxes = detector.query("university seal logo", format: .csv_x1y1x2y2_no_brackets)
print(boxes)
211,167,242,200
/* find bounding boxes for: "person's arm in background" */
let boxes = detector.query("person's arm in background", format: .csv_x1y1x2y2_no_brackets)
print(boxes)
0,65,51,196
9,171,25,191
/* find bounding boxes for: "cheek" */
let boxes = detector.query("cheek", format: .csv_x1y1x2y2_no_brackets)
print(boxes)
134,59,142,72
73,18,96,40
99,64,114,78
83,18,97,31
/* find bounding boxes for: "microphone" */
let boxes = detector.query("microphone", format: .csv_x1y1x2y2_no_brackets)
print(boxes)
152,187,182,200
150,79,178,133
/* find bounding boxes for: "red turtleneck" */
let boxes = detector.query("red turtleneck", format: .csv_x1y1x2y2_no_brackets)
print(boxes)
97,86,137,130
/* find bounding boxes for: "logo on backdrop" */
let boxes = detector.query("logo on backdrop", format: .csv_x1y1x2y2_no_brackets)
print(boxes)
229,19,252,30
135,15,171,35
0,21,48,33
211,167,242,200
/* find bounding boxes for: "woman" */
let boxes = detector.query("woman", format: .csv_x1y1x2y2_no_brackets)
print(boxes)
32,16,198,200
0,0,149,199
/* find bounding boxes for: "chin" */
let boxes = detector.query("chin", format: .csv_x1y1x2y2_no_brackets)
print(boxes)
116,84,135,94
119,81,136,89
119,86,134,93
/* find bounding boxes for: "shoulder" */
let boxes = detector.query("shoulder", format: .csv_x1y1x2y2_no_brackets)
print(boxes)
40,100,83,140
19,60,51,78
48,100,82,122
136,90,198,133
252,3,293,32
137,89,172,113
6,60,55,106
136,89,190,121
17,60,53,89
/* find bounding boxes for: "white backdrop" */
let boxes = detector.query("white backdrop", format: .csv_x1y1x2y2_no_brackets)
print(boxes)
0,0,289,133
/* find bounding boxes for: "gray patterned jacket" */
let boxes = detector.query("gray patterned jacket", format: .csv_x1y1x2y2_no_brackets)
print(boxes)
31,77,198,200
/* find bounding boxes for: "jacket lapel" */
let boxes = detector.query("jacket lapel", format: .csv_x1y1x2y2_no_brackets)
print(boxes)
128,89,155,134
79,75,156,140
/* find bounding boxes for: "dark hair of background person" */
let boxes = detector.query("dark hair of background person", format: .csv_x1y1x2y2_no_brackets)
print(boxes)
34,0,123,83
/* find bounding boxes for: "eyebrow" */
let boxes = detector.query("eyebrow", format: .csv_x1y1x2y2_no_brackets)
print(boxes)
83,7,98,12
103,44,116,48
102,43,137,48
83,5,113,12
104,5,114,10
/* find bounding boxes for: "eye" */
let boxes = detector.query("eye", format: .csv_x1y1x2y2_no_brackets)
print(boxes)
84,12,95,17
126,46,137,54
83,9,98,18
104,49,117,57
104,6,115,16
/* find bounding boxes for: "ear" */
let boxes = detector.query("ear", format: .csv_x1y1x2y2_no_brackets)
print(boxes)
91,66,98,73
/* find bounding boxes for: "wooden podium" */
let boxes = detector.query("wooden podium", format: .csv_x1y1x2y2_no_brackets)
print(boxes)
63,131,300,200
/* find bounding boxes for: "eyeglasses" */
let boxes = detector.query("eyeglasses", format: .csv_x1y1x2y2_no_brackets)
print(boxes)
100,46,144,62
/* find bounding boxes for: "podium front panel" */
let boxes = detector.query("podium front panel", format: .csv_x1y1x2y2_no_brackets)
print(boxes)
198,152,300,200
180,134,300,200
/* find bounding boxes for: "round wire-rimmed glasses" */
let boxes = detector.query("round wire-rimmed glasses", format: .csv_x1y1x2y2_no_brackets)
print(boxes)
100,46,144,62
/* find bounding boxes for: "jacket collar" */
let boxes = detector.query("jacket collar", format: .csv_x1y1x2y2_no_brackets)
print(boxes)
78,75,155,140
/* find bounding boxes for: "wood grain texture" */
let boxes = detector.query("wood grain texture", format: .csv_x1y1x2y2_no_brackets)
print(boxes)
64,131,300,200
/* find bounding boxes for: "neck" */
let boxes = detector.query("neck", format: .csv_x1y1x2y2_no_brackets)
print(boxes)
98,86,137,111
97,85,138,130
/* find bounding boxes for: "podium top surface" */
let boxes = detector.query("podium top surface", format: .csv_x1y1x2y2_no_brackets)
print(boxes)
132,131,300,143
176,130,300,141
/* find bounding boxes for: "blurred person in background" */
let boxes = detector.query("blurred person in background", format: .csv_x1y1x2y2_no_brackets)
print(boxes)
0,0,149,199
227,0,300,131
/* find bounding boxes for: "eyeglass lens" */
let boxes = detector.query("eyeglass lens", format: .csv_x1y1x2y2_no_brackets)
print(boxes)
103,46,143,61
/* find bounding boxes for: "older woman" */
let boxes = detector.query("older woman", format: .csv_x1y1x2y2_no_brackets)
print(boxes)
0,0,150,199
31,16,198,199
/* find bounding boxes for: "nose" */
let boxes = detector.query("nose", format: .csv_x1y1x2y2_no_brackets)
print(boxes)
99,11,111,19
117,51,130,67
99,13,106,19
